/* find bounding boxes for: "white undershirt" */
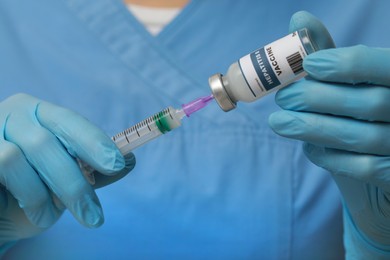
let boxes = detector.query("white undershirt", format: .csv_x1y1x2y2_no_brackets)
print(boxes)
126,4,181,35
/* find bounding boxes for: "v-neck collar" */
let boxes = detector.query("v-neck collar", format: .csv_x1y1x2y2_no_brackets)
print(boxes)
124,0,200,40
64,0,206,102
64,0,254,124
155,0,201,40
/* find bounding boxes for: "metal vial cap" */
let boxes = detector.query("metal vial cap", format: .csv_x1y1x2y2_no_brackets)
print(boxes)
208,73,236,112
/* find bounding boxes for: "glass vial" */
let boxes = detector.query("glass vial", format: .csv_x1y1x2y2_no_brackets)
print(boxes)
209,28,318,112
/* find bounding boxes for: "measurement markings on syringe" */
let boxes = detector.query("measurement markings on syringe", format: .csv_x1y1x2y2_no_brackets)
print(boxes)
112,131,123,142
167,109,174,120
124,127,132,142
146,118,151,131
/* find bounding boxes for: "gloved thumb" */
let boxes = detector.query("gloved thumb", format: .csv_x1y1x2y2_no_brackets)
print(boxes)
289,11,335,50
92,153,136,189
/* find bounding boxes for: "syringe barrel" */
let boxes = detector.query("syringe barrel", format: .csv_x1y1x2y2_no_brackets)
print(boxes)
112,106,182,155
80,106,183,184
113,119,162,155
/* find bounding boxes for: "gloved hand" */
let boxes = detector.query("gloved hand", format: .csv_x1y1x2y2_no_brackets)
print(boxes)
0,93,135,249
269,11,390,258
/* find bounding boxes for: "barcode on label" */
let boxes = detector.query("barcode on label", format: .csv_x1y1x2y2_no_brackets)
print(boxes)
286,52,303,75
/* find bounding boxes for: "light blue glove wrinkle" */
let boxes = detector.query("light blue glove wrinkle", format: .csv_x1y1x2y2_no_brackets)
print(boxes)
35,101,136,189
343,204,390,259
304,46,390,86
274,79,390,122
0,140,61,228
269,110,390,156
4,94,105,229
93,153,136,189
289,11,336,50
302,143,390,193
0,93,134,248
303,143,390,256
269,12,390,257
0,186,48,244
36,102,125,174
0,241,17,258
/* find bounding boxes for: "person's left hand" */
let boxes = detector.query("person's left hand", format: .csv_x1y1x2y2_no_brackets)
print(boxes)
269,11,390,258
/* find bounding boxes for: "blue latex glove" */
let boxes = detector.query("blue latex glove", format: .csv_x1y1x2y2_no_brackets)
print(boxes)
269,11,390,258
0,93,135,247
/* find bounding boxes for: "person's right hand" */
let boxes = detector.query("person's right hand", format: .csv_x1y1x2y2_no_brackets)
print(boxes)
0,93,135,246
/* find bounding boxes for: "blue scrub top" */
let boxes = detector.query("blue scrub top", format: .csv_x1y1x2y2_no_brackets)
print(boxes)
0,0,389,259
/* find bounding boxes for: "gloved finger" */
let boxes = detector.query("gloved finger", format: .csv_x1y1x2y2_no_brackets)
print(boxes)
275,79,390,122
289,11,335,50
36,101,125,176
268,110,390,155
303,143,390,193
93,153,136,189
0,140,62,228
0,188,47,243
304,45,390,86
5,119,104,228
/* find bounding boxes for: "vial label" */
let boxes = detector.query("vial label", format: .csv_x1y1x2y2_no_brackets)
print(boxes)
238,31,308,98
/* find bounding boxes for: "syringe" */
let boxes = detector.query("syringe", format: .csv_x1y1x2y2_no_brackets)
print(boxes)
80,95,214,184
